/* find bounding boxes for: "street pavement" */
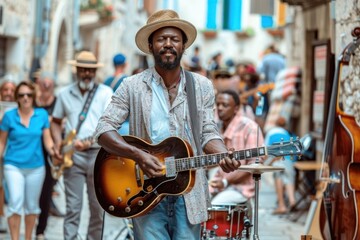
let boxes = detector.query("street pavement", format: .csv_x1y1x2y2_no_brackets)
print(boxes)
0,172,310,240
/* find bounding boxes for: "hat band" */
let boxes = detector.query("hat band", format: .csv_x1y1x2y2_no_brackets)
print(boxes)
77,60,98,65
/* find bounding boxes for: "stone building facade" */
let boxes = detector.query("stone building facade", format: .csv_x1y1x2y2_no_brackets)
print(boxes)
0,0,149,86
281,0,360,170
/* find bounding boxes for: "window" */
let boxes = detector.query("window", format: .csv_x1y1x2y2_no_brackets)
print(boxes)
206,0,242,31
222,0,242,30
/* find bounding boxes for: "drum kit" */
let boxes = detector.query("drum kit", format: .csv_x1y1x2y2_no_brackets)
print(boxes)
201,163,284,240
201,94,302,239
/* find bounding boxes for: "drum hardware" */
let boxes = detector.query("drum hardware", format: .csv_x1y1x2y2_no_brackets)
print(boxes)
201,203,249,239
239,95,286,239
238,163,284,240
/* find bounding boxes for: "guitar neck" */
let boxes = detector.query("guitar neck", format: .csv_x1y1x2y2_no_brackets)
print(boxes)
172,146,267,172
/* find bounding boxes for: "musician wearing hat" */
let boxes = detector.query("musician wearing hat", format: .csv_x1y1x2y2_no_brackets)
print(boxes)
95,10,240,239
50,51,113,240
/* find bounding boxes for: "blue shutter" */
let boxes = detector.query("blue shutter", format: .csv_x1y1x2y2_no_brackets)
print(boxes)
228,0,242,30
206,0,218,30
261,15,274,28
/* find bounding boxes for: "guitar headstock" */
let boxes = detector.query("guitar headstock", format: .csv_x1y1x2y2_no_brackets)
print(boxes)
257,83,275,94
267,137,303,157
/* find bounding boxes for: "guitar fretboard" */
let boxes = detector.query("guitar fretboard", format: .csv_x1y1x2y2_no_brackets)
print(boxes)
174,147,266,172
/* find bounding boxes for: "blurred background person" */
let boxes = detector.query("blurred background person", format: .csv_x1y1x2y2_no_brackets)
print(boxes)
207,52,224,76
131,67,145,75
190,46,201,67
0,81,57,240
231,63,256,94
104,53,130,135
51,51,113,240
257,44,286,121
211,69,233,95
240,71,261,113
264,116,296,214
258,44,286,84
104,53,128,92
0,80,16,102
35,72,64,240
0,78,16,233
0,79,17,120
188,65,207,76
210,89,264,205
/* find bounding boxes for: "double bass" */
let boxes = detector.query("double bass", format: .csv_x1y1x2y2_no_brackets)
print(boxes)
319,27,360,239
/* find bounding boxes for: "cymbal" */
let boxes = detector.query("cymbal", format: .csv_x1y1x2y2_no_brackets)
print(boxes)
238,163,284,174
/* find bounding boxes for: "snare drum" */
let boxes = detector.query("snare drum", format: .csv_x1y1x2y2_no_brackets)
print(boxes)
201,203,248,239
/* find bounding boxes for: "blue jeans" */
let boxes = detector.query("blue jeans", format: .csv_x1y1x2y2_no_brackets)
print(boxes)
132,196,201,240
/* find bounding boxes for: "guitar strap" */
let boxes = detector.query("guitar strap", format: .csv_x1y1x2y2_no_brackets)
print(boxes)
75,83,99,133
185,71,202,155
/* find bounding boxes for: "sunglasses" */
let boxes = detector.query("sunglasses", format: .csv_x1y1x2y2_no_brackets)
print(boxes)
77,68,96,73
18,93,34,98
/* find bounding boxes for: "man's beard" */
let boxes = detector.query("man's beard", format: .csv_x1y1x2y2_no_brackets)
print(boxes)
153,48,183,70
78,79,95,90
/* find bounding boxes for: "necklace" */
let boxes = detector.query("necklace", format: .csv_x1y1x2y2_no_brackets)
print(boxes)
167,77,181,90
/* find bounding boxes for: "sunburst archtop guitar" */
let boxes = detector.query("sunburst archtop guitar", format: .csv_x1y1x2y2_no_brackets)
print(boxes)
94,135,303,218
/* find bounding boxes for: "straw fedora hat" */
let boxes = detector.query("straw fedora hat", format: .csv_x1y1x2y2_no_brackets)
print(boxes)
68,51,104,68
135,9,197,54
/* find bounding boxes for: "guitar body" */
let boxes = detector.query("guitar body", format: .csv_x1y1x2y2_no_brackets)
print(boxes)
94,135,195,218
320,115,359,239
51,130,76,180
61,130,76,168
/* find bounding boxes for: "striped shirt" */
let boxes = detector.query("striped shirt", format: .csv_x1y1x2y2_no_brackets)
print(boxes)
215,114,264,198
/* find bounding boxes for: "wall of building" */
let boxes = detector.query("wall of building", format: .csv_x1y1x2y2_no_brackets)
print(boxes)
335,0,360,54
283,1,360,161
0,0,36,82
0,0,288,85
283,3,334,139
94,0,149,80
334,0,360,132
42,0,74,86
174,0,286,70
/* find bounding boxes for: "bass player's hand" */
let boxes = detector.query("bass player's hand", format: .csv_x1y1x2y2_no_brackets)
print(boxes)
74,139,93,151
51,144,63,166
51,155,63,166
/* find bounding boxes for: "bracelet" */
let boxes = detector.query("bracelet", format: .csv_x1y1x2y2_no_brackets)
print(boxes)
222,178,228,188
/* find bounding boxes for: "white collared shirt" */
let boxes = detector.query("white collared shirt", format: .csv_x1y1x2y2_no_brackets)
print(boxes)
52,82,113,140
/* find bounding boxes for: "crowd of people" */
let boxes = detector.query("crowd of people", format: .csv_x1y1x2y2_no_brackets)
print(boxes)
0,9,302,240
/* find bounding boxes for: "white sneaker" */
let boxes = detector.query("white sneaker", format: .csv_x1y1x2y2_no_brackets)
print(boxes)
36,234,45,240
0,216,7,233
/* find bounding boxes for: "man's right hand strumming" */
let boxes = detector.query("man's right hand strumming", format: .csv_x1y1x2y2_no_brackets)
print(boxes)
136,150,164,179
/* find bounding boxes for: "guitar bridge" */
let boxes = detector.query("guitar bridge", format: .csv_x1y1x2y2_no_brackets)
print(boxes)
165,156,176,177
